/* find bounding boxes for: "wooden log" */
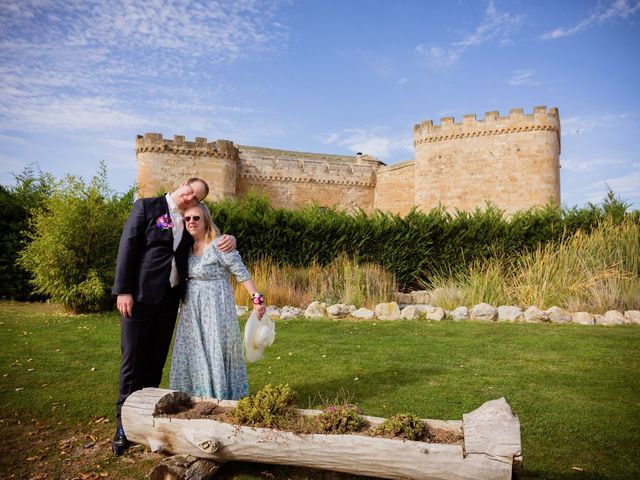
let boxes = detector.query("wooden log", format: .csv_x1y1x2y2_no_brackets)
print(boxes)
149,454,220,480
123,388,521,480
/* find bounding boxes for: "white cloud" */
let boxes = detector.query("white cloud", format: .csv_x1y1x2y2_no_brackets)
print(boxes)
540,0,640,40
581,170,640,205
561,157,625,173
0,0,290,134
508,69,539,86
561,113,630,136
416,1,524,67
322,127,413,160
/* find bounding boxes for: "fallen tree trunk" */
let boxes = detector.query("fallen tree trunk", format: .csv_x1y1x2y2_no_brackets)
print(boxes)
148,454,220,480
123,388,521,480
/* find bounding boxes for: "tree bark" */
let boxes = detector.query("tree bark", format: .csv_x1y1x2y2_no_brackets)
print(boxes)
149,454,220,480
123,388,521,480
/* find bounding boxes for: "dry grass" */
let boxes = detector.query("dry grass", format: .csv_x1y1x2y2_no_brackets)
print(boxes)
429,219,640,313
233,254,397,309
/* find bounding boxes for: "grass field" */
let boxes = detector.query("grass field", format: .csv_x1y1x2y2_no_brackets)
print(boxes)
1,301,639,479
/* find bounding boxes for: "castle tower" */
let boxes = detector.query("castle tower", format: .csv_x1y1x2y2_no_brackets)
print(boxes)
412,106,561,215
136,134,238,199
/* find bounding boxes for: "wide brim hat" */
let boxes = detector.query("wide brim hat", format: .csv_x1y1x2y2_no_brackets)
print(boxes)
244,311,275,363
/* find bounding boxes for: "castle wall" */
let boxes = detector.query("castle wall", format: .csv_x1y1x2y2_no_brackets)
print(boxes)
374,160,415,215
236,146,381,211
136,134,237,200
412,106,560,215
135,105,561,217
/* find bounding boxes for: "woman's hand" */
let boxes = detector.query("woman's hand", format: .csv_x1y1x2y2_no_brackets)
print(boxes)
254,303,266,319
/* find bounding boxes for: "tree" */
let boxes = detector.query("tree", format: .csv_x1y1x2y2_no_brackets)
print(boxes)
0,165,54,300
18,162,135,312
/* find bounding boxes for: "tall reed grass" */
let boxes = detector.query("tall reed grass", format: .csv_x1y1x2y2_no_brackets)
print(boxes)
233,254,397,309
428,219,640,313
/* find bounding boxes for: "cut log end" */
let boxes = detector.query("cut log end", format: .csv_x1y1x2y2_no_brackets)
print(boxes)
149,455,220,480
154,392,193,416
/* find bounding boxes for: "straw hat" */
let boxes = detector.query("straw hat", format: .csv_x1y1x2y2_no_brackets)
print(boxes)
243,311,275,363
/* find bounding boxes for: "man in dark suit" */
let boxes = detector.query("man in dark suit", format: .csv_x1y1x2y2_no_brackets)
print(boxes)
111,178,235,455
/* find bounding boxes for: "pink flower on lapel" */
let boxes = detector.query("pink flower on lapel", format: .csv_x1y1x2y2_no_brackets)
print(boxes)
156,214,174,230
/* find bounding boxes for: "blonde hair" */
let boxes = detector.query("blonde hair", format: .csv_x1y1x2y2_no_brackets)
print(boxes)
189,203,220,243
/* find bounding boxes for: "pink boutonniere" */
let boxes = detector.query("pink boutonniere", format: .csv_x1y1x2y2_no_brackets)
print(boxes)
156,214,174,230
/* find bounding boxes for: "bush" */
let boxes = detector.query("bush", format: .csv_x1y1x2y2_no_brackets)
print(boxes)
208,192,636,290
316,403,367,434
18,163,134,313
373,413,427,441
232,384,297,428
0,166,54,300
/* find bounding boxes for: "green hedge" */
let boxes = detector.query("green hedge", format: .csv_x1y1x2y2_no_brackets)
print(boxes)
208,192,635,289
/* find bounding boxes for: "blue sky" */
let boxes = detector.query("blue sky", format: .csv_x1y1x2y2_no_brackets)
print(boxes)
1,0,639,209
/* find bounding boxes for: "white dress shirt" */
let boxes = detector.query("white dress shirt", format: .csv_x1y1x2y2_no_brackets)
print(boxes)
165,194,184,288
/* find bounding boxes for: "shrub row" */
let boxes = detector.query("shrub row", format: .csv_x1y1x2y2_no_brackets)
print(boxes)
208,191,637,289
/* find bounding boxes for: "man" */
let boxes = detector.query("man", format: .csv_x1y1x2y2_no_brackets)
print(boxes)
111,178,236,455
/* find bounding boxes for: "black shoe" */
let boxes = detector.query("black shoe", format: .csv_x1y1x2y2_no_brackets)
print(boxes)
112,426,130,456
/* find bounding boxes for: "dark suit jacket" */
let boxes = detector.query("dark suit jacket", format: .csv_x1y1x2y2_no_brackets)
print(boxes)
112,196,193,304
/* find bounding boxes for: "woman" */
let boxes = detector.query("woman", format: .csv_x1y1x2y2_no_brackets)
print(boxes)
169,202,266,399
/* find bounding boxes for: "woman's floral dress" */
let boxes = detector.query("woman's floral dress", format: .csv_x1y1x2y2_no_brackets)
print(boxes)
169,237,250,399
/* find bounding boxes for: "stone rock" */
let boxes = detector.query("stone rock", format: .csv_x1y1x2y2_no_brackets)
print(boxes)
395,292,414,305
450,306,469,321
304,301,326,319
374,302,401,320
624,310,640,324
327,303,351,318
351,308,375,320
597,310,625,326
401,305,422,320
265,305,281,319
423,306,446,321
470,303,498,321
348,305,357,314
410,290,432,305
497,306,523,322
572,312,595,325
280,306,303,319
235,305,249,316
523,306,548,323
546,306,572,324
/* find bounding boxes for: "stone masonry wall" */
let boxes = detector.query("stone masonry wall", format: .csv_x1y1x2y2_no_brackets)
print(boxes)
135,106,561,215
374,160,415,215
136,133,237,200
236,146,381,211
412,106,560,215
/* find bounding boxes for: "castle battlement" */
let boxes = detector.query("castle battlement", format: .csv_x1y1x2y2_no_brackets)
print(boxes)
135,104,561,216
413,106,560,146
135,133,237,158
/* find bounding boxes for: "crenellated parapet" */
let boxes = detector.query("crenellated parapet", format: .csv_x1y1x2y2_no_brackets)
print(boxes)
136,133,238,159
413,106,560,147
237,146,382,188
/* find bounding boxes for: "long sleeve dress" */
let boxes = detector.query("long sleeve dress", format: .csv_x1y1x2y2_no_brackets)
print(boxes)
169,237,251,399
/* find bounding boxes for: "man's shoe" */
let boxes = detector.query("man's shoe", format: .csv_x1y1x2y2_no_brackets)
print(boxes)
112,426,130,456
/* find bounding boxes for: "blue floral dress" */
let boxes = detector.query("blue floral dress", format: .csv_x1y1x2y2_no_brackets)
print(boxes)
169,238,250,399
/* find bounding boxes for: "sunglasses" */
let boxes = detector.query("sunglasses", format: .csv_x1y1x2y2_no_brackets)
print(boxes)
184,216,201,222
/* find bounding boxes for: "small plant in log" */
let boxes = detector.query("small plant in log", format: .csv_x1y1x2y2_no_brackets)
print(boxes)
373,413,427,441
232,384,298,428
316,403,368,434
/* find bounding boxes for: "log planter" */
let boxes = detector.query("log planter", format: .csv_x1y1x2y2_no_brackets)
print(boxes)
122,388,522,480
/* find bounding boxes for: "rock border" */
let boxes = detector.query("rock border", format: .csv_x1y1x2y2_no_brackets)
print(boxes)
237,302,640,326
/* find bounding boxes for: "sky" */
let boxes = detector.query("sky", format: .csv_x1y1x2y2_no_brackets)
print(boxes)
1,0,639,209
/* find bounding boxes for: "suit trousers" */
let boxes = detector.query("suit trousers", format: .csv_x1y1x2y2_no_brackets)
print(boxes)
115,286,181,426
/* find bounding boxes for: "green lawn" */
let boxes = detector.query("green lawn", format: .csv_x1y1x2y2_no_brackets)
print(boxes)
1,301,639,479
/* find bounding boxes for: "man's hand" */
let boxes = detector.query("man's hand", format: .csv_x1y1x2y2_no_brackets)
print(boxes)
217,234,237,253
117,294,134,318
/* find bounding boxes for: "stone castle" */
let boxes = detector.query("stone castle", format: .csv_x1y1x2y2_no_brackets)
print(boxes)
136,105,560,215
